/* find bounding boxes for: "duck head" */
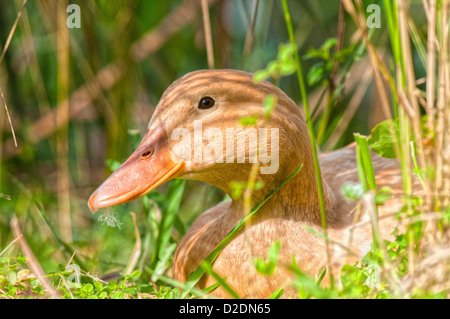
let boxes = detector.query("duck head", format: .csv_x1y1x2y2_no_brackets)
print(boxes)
88,69,317,212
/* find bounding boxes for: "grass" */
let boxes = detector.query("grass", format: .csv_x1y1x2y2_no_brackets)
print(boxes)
281,0,334,287
1,0,449,299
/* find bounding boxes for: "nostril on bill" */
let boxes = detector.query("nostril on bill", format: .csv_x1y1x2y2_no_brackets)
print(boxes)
141,147,154,159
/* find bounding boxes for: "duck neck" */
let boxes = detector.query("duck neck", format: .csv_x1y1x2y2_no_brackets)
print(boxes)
189,118,348,227
219,146,346,228
246,163,340,225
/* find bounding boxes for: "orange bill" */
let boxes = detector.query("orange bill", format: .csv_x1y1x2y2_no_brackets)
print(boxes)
88,122,185,212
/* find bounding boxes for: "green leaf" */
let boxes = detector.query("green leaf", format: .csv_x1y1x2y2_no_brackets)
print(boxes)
341,182,365,200
263,95,277,119
110,291,124,299
266,60,278,75
253,42,296,83
340,264,368,297
253,69,271,83
81,283,94,295
335,43,357,62
307,62,325,86
106,159,122,171
229,180,264,200
277,44,296,76
375,187,392,204
253,180,264,190
269,287,284,299
130,270,141,280
98,291,108,299
6,271,16,285
239,114,259,126
107,280,118,291
277,43,295,61
321,37,338,51
367,119,400,159
279,60,296,76
304,48,328,60
290,256,335,299
254,240,281,276
15,254,26,264
30,279,40,288
229,181,246,199
93,281,104,292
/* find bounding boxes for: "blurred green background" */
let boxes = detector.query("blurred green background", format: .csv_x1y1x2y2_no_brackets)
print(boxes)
0,0,427,277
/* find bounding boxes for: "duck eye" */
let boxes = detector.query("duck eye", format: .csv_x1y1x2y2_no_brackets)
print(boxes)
198,96,215,109
141,148,154,159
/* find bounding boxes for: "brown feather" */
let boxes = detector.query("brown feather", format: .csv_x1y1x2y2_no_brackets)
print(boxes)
151,70,420,298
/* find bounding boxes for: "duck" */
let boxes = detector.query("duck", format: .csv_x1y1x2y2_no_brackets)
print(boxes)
88,69,411,298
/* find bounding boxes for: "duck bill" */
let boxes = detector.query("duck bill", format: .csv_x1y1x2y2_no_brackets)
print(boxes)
88,123,185,212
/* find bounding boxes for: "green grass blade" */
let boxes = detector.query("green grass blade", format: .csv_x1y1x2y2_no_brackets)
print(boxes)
354,133,383,249
268,287,284,299
200,260,240,299
151,179,185,268
281,0,333,288
202,281,221,294
146,268,213,299
37,206,87,270
354,133,377,191
410,140,425,188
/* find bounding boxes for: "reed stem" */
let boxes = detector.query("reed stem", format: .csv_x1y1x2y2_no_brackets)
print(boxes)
281,0,333,288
